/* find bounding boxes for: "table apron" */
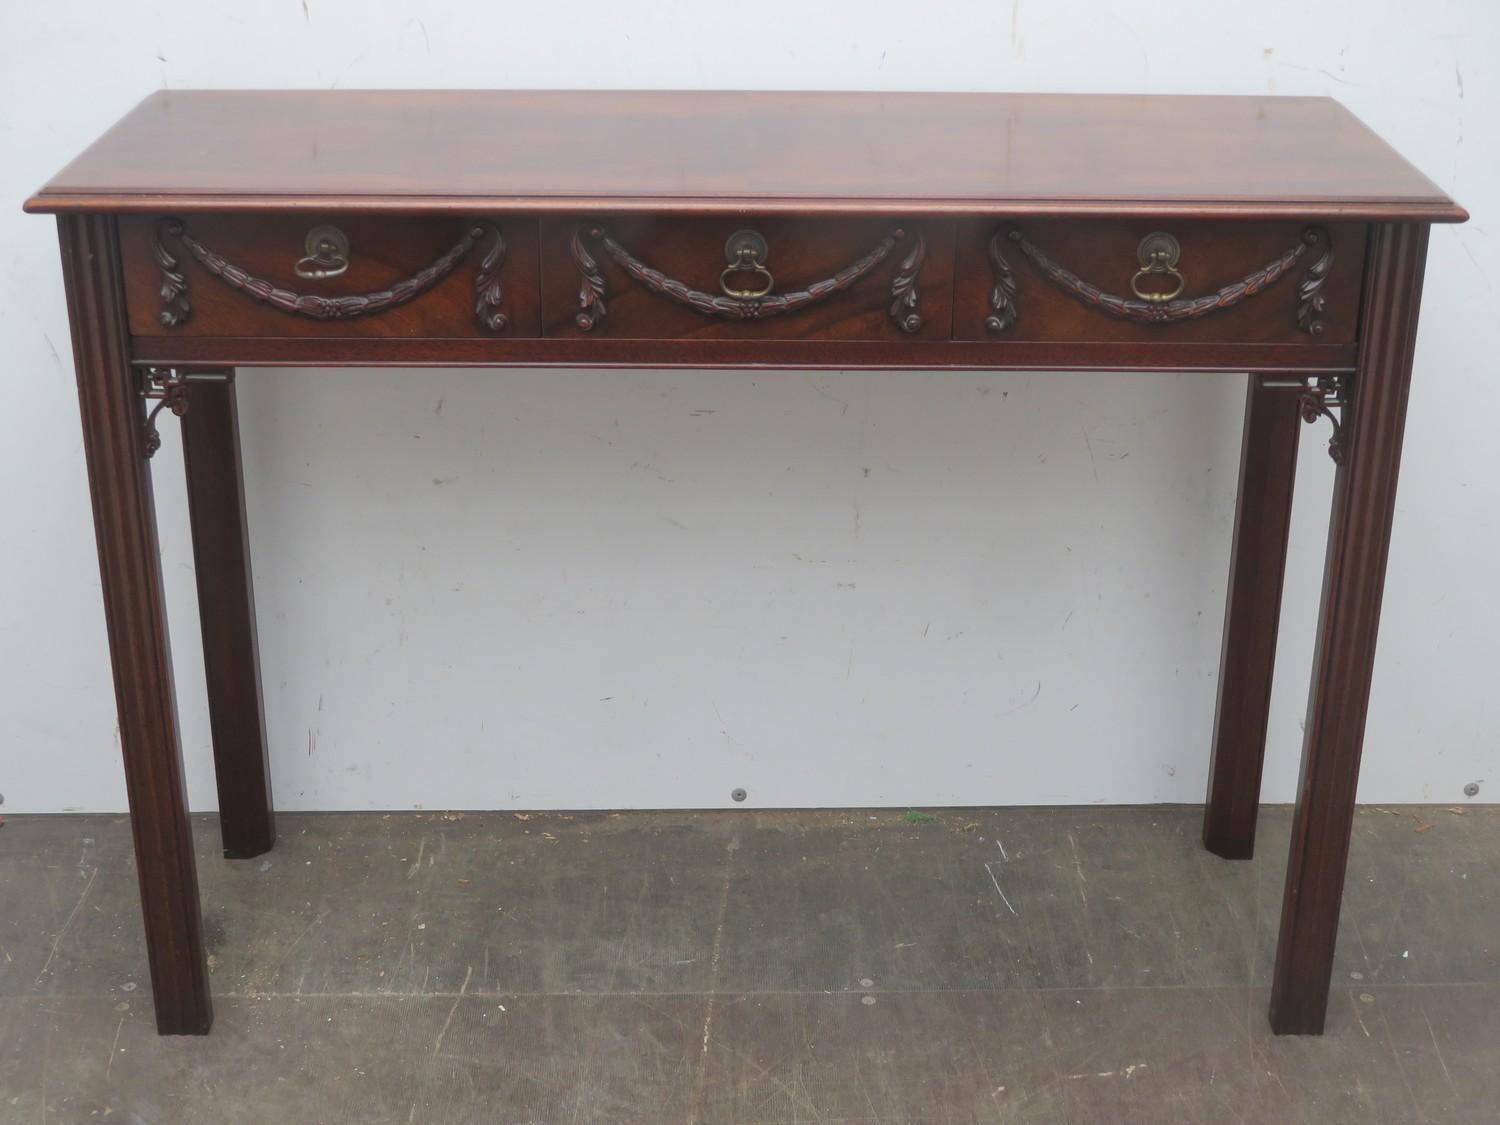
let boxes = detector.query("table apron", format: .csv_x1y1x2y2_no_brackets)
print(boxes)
129,335,1357,373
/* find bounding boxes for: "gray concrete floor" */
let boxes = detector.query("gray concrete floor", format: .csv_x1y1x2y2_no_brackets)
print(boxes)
1,805,1497,1123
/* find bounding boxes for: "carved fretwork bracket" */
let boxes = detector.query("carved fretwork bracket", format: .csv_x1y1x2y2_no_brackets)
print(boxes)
138,368,229,459
1298,374,1351,464
140,368,188,459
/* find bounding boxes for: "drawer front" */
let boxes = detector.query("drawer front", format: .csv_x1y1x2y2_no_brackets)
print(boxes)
120,215,540,338
540,216,954,341
953,220,1365,346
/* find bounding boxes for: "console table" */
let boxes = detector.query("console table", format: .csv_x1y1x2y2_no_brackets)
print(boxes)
26,90,1465,1037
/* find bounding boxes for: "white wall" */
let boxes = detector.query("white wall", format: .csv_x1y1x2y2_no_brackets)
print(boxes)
1,1,1494,814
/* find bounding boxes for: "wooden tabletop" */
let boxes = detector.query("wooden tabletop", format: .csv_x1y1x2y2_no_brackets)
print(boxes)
26,90,1465,222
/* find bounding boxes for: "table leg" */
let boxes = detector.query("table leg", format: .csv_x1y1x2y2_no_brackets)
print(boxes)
57,215,213,1034
1203,375,1302,860
181,370,275,859
1269,223,1430,1035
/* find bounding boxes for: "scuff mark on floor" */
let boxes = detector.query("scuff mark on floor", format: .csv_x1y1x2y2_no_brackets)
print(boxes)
687,834,738,1125
984,861,1018,917
1067,831,1089,909
432,964,472,1057
34,867,97,986
1067,1063,1148,1079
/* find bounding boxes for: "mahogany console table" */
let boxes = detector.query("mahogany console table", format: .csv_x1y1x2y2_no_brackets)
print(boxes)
27,91,1465,1036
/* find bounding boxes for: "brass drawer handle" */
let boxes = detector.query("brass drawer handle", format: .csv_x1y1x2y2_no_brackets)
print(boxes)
152,218,510,332
719,230,775,298
293,225,351,280
986,225,1334,334
571,223,926,334
1129,232,1185,302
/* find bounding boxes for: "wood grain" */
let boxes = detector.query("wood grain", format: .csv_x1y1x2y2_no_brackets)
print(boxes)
119,214,540,338
954,219,1365,346
541,215,953,341
26,91,1465,221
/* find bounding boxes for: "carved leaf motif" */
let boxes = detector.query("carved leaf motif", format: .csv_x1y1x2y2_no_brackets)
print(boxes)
572,225,608,331
888,230,926,334
985,231,1019,333
153,220,192,328
472,224,509,333
1296,227,1335,337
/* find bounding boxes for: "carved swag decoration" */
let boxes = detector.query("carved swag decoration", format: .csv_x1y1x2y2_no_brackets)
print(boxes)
569,223,927,334
984,225,1335,336
151,219,510,332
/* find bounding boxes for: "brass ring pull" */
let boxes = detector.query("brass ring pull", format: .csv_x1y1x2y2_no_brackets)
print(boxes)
719,229,774,298
1129,232,1185,303
720,256,774,298
294,224,351,280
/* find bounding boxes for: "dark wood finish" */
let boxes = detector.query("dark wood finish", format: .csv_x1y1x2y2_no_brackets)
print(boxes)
25,92,1466,222
954,220,1366,345
126,214,1366,354
56,214,213,1035
119,214,540,338
1203,376,1303,860
542,216,953,340
29,92,1462,1039
1270,223,1431,1035
1005,225,1333,327
180,372,275,859
129,335,1360,374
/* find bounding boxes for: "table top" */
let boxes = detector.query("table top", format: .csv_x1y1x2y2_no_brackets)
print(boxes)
26,90,1465,222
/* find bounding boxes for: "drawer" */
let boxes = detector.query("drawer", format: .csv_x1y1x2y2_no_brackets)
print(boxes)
540,216,954,341
120,214,540,338
953,220,1365,346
